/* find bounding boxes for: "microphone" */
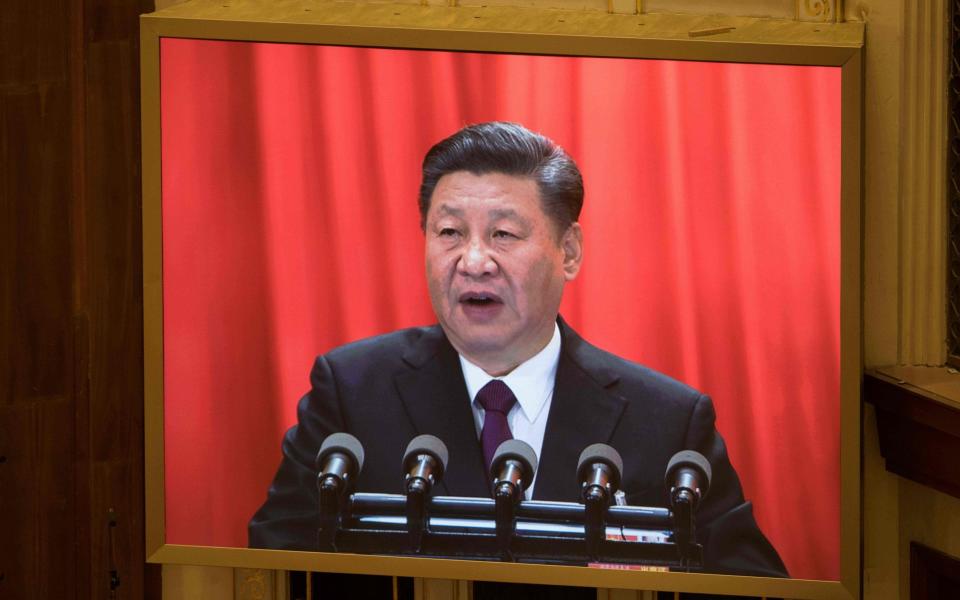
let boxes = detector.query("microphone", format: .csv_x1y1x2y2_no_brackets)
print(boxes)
402,434,449,552
577,443,623,559
664,450,712,510
315,432,365,496
664,450,711,566
402,434,449,495
490,439,538,503
577,443,623,504
315,433,364,551
489,440,538,560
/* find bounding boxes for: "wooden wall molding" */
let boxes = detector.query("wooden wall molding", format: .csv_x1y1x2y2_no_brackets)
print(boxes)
644,0,794,18
898,0,950,365
864,367,960,499
414,578,473,600
797,0,841,22
235,568,287,600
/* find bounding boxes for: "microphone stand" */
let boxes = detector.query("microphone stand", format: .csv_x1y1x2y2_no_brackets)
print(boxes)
493,480,519,561
671,490,703,569
317,471,345,551
405,477,429,552
582,487,607,561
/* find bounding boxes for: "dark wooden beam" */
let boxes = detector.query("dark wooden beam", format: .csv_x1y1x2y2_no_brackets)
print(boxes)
864,368,960,500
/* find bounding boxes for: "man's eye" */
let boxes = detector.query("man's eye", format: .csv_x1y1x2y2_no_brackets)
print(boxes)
439,228,460,237
493,230,517,239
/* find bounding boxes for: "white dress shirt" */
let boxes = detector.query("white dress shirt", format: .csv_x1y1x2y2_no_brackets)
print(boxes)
458,322,561,498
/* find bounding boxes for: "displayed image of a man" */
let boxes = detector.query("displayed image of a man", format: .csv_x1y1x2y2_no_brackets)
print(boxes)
249,122,787,591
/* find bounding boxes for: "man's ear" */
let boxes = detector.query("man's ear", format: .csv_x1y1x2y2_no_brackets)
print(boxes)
561,223,583,281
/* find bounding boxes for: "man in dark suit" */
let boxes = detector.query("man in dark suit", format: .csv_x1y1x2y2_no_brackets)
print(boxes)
249,122,787,593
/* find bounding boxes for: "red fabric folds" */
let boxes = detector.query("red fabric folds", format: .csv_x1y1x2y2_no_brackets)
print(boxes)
160,38,841,580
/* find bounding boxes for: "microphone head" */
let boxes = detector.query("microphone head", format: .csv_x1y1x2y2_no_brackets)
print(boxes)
664,450,712,499
576,443,623,492
402,434,449,478
490,439,538,490
316,432,365,475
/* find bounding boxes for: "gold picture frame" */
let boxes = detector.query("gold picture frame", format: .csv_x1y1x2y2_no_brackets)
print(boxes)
141,2,863,598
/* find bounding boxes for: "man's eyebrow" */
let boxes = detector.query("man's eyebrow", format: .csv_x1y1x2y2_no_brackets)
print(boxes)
435,204,464,217
434,204,529,224
489,208,527,223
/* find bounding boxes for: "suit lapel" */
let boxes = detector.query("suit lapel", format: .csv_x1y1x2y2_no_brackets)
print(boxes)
394,327,489,498
534,320,628,502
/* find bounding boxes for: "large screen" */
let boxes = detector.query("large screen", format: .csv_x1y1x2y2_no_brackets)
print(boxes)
159,38,840,583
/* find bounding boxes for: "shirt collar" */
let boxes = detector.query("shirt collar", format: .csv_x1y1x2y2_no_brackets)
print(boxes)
459,322,561,423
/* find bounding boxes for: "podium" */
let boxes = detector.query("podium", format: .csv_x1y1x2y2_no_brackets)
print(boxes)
319,492,703,570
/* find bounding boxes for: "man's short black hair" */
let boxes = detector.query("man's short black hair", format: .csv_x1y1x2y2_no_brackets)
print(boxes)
418,122,584,235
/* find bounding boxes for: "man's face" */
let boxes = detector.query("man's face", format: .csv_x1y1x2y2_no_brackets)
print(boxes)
424,171,583,375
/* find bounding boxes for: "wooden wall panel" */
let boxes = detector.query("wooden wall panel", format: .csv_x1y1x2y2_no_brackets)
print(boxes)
0,401,78,598
1,1,78,597
81,4,153,595
0,44,74,404
1,0,158,597
0,1,71,85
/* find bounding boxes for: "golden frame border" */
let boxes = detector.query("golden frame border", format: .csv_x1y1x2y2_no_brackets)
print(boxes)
141,2,864,598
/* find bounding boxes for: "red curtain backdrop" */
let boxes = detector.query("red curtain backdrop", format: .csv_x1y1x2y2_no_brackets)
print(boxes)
160,38,841,581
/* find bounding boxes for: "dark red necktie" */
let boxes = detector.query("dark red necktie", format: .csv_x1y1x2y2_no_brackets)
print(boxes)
476,380,517,472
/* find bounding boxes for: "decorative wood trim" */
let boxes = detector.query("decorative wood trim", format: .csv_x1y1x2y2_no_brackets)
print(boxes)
910,543,960,599
414,578,472,600
597,589,657,600
797,0,838,22
863,368,960,499
235,568,287,600
898,0,950,364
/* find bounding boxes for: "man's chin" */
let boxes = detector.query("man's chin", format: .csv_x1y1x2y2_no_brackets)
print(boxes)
441,324,514,358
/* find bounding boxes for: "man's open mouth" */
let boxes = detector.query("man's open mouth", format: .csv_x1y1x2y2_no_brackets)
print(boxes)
459,292,503,306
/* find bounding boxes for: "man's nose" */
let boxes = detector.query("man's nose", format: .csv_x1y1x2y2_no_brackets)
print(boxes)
458,239,498,277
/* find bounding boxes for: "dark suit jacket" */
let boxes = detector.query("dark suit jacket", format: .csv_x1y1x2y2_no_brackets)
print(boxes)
249,319,787,578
